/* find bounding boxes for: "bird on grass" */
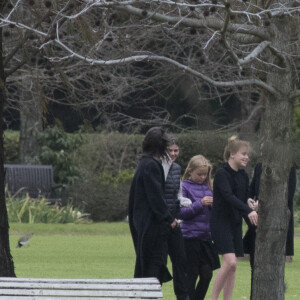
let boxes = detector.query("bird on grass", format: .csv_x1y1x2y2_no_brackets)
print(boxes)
17,233,33,248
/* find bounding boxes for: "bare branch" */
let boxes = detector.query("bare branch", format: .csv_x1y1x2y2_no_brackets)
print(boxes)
239,41,271,65
117,5,270,40
47,35,277,95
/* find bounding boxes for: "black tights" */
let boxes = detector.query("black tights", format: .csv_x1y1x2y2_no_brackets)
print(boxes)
184,239,213,300
187,263,212,300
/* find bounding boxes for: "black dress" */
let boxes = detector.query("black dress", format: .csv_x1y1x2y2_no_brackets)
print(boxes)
128,156,174,283
210,163,252,257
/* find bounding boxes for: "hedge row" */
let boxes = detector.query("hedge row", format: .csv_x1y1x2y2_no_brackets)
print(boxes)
3,130,261,221
67,131,246,221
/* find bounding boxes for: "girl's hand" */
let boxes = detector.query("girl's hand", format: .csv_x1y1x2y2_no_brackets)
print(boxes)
247,198,256,210
201,196,213,206
171,219,180,228
248,211,258,226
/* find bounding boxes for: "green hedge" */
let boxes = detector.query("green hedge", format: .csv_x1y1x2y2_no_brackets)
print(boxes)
68,131,234,221
68,132,142,221
6,130,291,222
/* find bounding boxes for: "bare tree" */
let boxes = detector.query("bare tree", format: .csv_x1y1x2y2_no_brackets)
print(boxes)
40,2,297,299
1,2,300,298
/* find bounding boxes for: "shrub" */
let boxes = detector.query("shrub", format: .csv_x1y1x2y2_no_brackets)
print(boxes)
35,126,83,184
68,168,134,222
4,130,20,163
69,131,232,221
68,132,141,221
176,131,228,174
6,193,89,224
69,180,131,222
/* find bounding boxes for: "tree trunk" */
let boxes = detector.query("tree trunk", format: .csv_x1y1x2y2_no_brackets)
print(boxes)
19,77,43,163
0,30,16,277
239,93,263,143
252,15,294,300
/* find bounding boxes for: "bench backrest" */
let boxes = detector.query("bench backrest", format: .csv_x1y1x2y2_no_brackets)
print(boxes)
4,164,55,198
0,277,163,299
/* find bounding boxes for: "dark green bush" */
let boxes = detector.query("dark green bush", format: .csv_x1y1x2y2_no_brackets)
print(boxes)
3,128,83,185
4,131,20,163
69,131,232,221
35,126,83,184
68,132,140,221
69,178,131,222
176,131,228,174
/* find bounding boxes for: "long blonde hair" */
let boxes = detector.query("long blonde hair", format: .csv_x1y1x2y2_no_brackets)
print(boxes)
182,155,213,190
223,136,251,161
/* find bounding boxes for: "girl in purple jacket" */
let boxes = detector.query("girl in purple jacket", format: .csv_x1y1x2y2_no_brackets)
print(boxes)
180,155,220,300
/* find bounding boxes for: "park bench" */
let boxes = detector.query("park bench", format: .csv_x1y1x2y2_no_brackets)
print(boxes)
0,277,163,299
4,164,66,205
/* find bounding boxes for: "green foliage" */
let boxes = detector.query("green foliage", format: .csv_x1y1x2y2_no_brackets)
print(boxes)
69,178,131,222
4,130,20,163
293,105,300,137
76,132,142,175
6,194,89,224
68,132,141,221
100,168,135,187
176,131,229,173
68,130,240,221
35,126,83,184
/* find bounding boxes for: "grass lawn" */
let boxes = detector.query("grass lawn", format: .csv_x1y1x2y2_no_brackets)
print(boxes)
9,222,300,300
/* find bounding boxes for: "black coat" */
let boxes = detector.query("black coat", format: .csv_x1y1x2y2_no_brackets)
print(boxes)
243,163,296,256
211,163,252,226
210,163,252,256
128,156,174,283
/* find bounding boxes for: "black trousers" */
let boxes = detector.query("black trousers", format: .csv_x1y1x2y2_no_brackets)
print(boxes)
184,239,213,300
167,227,189,300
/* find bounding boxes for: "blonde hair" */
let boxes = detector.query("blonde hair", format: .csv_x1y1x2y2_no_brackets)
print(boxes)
182,155,212,190
223,136,251,161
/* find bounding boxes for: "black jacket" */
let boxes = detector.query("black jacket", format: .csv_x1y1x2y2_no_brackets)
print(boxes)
211,163,252,227
164,162,181,219
128,156,174,282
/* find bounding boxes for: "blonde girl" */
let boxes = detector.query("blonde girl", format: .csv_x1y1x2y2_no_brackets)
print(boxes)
180,155,220,300
209,137,258,300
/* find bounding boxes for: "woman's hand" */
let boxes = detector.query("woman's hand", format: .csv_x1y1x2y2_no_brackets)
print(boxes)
248,211,258,226
201,196,213,206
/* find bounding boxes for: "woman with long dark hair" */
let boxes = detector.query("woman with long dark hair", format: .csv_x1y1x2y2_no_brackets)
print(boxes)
128,127,178,284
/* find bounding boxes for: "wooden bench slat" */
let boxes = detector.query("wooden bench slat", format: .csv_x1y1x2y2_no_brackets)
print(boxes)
0,297,160,300
0,277,163,299
0,289,163,297
0,277,159,284
0,282,161,291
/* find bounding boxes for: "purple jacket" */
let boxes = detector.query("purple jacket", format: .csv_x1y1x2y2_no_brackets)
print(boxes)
180,179,213,240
